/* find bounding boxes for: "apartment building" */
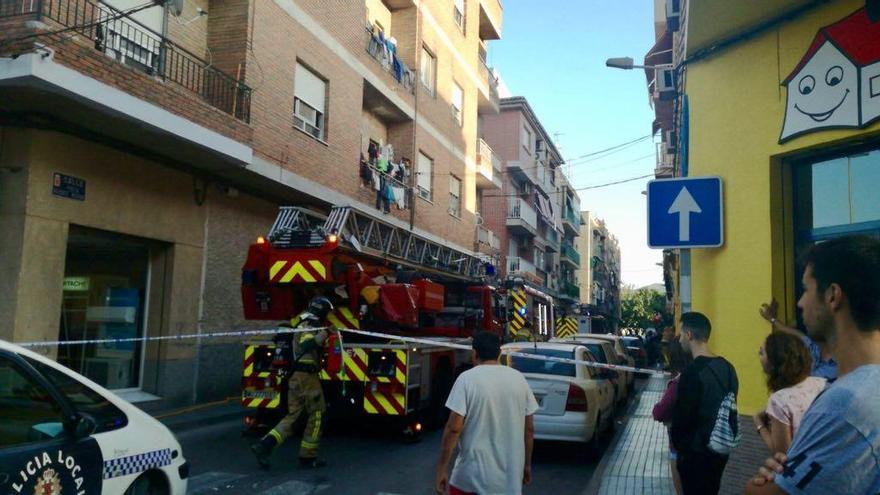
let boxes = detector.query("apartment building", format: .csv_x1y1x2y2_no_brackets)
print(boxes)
480,96,582,337
575,212,620,333
0,0,502,410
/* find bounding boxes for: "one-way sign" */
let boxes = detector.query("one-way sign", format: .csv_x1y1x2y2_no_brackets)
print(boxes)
647,176,723,249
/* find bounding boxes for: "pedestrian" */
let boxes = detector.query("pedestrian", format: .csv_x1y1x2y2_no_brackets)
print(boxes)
670,312,739,495
759,298,837,381
652,335,691,495
434,332,539,495
746,236,880,494
251,296,334,470
754,332,825,454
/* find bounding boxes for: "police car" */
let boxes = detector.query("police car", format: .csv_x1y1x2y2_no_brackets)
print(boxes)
0,340,188,494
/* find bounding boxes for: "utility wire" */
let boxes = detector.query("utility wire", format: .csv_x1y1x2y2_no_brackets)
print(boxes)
563,135,652,163
482,173,655,199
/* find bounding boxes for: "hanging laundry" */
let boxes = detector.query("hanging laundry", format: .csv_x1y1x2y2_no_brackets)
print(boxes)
359,153,372,187
367,141,379,164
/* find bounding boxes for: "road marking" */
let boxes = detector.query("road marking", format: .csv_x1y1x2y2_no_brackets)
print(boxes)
259,480,331,494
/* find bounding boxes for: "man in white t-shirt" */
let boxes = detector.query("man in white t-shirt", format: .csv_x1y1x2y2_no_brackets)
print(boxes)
434,332,539,495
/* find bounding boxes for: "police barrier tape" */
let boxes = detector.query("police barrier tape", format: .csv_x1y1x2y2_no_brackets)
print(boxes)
336,327,669,377
14,327,325,348
13,326,668,377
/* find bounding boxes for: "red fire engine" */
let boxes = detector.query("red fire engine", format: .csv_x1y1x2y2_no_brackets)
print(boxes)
240,206,506,435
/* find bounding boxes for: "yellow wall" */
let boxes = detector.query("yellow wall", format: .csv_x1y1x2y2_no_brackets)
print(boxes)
685,0,880,413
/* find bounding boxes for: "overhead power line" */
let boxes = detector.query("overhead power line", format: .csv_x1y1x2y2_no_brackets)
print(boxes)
573,174,654,192
563,135,652,163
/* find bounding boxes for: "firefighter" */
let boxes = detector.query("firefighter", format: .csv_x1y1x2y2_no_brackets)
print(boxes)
251,296,334,469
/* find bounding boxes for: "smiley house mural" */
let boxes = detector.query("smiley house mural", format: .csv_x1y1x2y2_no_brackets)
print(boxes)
780,7,880,143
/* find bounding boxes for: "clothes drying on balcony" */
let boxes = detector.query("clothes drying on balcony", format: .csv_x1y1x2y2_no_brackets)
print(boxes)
367,26,416,91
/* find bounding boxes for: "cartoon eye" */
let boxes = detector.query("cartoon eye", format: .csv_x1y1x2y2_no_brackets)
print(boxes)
799,75,815,95
826,66,843,86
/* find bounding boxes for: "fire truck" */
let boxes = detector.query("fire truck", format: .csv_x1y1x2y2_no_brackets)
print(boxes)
240,206,507,436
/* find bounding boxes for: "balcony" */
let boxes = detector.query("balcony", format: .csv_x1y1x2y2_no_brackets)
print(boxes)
479,0,502,41
476,224,501,251
508,256,537,278
365,26,415,94
506,199,537,237
561,243,581,268
507,158,538,186
1,0,251,122
562,208,580,237
543,228,560,252
477,57,500,113
561,281,580,301
476,138,503,190
0,0,253,172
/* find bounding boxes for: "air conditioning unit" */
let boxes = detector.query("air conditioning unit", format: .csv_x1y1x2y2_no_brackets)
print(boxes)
655,67,676,100
664,130,677,154
666,0,680,32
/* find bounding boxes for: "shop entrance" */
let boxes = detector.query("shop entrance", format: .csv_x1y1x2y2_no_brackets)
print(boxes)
58,226,159,390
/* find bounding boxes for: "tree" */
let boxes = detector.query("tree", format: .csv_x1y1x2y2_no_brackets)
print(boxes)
620,288,670,330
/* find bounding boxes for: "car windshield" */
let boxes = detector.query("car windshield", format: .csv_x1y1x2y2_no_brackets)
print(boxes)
25,357,129,434
622,337,644,348
508,348,576,377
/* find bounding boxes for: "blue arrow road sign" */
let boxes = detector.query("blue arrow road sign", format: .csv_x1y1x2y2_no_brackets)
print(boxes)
647,177,723,249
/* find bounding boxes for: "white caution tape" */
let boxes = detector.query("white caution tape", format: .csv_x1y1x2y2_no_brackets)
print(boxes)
337,327,669,377
14,327,326,348
13,325,667,376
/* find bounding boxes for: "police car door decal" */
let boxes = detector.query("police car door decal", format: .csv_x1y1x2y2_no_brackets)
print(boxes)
1,438,103,495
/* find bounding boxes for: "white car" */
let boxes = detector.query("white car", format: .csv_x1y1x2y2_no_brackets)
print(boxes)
574,334,636,392
551,337,628,406
0,340,188,494
502,343,615,448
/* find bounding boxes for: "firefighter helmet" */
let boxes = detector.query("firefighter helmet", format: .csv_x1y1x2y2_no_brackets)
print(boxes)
306,296,334,320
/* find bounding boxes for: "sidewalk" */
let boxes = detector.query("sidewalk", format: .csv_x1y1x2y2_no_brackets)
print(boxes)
587,374,675,495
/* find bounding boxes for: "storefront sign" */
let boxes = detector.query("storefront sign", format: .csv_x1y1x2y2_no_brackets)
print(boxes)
780,8,880,143
63,277,90,292
52,172,86,201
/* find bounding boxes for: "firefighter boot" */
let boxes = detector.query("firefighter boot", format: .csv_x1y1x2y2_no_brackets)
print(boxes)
251,435,277,469
299,457,327,469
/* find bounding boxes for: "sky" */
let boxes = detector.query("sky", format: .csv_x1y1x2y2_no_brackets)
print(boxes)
488,0,663,288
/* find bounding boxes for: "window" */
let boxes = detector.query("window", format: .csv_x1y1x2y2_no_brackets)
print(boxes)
0,357,66,447
449,175,462,217
294,63,327,141
417,152,433,200
26,358,128,434
509,349,575,377
453,0,465,32
420,47,436,95
521,125,532,154
451,82,464,125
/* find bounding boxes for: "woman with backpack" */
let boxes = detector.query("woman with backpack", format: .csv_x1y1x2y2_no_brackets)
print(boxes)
753,332,826,453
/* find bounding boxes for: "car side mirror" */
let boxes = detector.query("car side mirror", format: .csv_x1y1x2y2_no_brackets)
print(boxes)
71,414,97,439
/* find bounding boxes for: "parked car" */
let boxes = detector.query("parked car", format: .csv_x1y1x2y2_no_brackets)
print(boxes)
502,343,615,450
575,334,636,392
0,340,189,495
551,337,628,406
621,335,649,371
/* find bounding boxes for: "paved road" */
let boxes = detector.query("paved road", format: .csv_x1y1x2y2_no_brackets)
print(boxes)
178,413,615,495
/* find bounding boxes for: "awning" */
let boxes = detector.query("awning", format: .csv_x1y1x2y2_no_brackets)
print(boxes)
643,31,672,85
535,193,553,222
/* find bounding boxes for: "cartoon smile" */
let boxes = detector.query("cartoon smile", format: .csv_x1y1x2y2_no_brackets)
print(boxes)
795,89,850,122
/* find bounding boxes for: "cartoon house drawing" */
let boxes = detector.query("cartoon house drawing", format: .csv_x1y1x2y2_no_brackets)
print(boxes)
780,8,880,143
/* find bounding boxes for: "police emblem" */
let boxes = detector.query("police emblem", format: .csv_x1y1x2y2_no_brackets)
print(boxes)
34,468,62,495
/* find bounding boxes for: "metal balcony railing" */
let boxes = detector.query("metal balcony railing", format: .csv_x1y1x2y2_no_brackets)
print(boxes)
561,243,581,265
0,0,252,122
365,26,415,93
562,281,580,299
508,256,536,276
508,198,538,230
564,208,580,228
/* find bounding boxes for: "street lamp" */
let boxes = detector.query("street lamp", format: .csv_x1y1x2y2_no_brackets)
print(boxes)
605,57,673,71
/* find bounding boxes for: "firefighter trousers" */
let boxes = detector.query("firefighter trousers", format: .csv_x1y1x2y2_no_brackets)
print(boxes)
268,371,326,459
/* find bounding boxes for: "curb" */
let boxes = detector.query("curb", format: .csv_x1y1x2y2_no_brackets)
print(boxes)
154,401,248,433
581,379,651,495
